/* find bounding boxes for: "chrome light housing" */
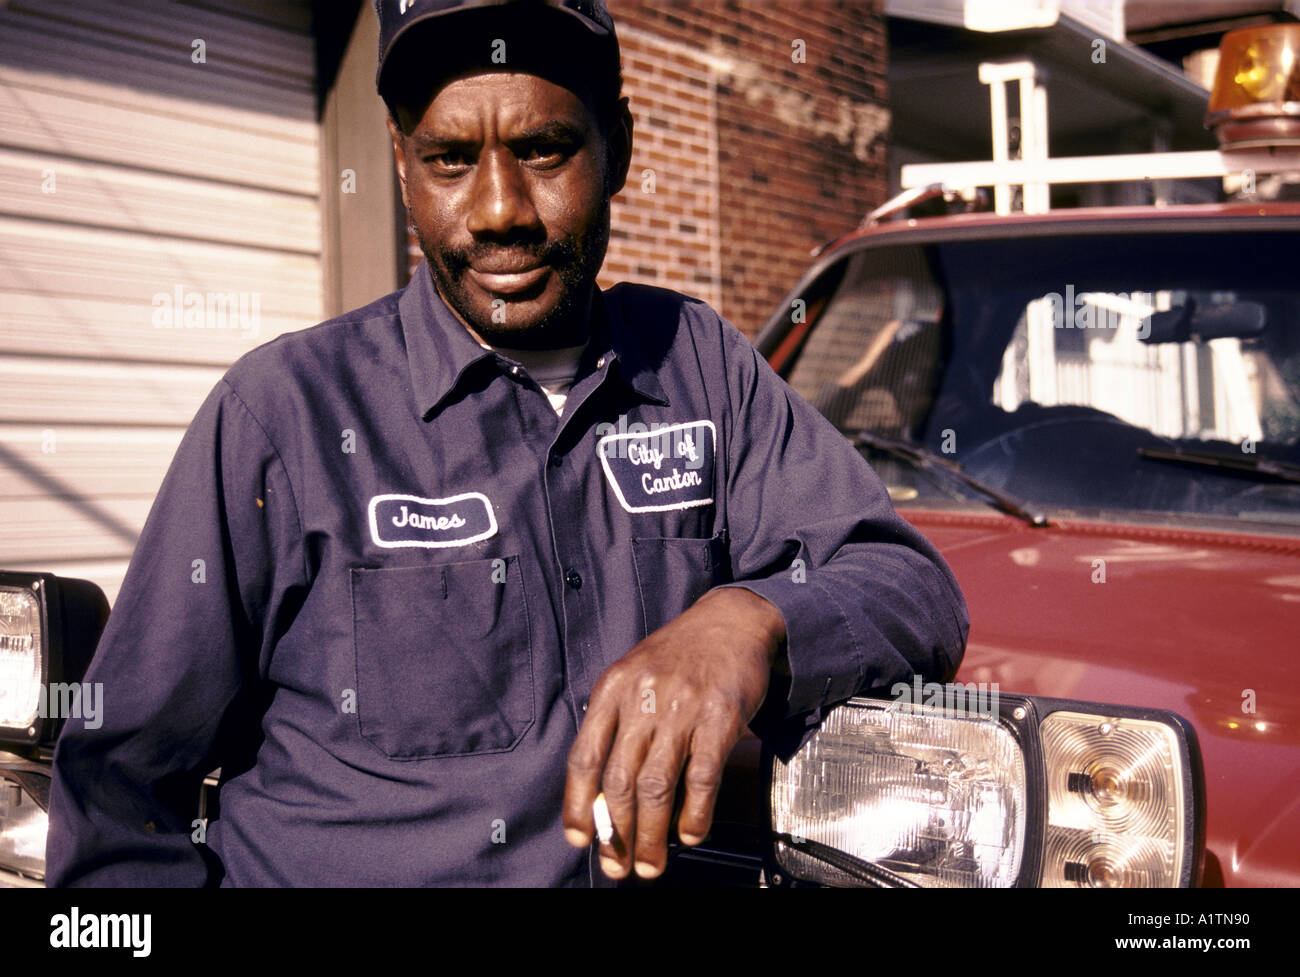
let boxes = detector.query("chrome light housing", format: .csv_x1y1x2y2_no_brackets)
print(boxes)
767,690,1203,887
0,763,50,886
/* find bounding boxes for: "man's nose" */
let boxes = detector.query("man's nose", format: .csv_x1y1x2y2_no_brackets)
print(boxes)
466,150,541,237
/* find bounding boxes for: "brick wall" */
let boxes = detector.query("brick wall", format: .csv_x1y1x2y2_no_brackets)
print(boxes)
405,0,890,337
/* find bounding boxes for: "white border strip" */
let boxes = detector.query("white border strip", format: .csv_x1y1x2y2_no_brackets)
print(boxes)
367,492,498,549
597,420,717,514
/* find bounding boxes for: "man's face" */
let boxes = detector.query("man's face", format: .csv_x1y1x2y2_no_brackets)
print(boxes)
390,72,628,348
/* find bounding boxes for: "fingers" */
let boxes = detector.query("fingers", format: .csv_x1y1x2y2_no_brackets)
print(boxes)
562,601,773,881
628,729,690,878
597,702,737,880
562,697,619,849
676,724,730,846
593,720,654,879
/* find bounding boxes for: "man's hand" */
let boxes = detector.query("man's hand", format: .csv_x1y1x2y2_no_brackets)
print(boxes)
562,587,786,880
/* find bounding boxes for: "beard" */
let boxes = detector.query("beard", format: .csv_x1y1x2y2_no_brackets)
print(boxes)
414,191,611,351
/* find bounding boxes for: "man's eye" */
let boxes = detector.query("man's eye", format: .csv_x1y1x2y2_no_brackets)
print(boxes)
426,153,471,171
522,144,570,166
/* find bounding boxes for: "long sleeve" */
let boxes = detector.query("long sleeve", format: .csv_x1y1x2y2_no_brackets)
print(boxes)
713,326,969,723
45,379,307,886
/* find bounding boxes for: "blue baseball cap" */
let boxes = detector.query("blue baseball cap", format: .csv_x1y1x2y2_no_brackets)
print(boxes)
375,0,619,101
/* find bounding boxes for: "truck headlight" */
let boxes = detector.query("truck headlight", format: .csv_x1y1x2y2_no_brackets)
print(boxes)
0,572,108,746
0,586,44,736
768,692,1203,887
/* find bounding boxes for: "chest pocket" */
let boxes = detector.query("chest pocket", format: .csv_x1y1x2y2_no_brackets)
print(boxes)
631,532,731,638
350,557,534,760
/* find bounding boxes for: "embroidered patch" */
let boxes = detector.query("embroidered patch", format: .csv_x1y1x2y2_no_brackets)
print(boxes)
368,492,498,548
598,420,716,513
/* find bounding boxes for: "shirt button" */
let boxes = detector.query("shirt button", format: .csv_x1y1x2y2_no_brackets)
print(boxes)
549,452,562,467
565,569,582,590
596,356,606,368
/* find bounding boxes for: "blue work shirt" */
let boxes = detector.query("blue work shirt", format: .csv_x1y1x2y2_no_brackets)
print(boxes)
46,263,969,886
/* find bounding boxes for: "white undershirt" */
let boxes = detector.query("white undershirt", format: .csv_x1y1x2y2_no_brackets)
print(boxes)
481,341,588,416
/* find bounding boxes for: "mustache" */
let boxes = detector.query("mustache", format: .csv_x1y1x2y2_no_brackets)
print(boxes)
441,238,579,275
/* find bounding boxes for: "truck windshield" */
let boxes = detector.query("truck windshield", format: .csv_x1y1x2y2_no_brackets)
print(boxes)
781,229,1300,532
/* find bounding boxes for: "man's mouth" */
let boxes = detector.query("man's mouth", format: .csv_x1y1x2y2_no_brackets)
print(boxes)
467,263,549,296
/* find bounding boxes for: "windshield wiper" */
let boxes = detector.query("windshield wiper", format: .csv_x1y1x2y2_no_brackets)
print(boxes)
1138,446,1300,485
851,431,1050,527
771,832,921,888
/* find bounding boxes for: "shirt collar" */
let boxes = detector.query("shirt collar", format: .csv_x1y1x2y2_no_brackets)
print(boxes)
399,261,494,420
587,286,670,408
399,261,669,419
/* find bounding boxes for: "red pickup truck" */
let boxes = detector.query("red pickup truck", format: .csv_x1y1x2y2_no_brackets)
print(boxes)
736,23,1300,888
747,197,1300,887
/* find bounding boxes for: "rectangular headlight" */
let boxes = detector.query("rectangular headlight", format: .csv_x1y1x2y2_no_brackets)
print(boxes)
0,572,108,746
0,586,43,735
771,698,1028,887
768,691,1203,888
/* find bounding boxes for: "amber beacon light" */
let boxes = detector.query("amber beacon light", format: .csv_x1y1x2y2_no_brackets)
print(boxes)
1207,24,1300,147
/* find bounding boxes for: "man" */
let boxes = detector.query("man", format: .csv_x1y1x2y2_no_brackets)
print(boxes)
46,0,968,886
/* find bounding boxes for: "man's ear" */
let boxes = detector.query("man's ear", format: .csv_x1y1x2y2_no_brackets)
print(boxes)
387,116,411,210
606,97,634,196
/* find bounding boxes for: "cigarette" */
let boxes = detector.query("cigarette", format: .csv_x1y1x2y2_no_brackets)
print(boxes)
593,792,614,844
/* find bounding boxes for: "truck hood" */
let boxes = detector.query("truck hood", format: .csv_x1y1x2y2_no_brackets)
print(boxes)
906,509,1300,887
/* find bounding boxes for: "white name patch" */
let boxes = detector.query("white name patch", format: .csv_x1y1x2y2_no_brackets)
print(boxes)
368,492,497,548
598,420,716,513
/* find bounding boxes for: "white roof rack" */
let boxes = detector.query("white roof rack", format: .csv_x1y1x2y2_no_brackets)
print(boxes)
901,148,1300,192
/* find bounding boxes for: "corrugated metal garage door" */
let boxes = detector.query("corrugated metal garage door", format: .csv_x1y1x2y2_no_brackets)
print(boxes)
0,0,322,603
